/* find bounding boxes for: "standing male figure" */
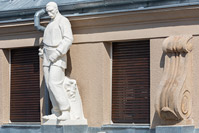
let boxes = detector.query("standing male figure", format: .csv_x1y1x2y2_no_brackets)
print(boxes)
39,2,74,121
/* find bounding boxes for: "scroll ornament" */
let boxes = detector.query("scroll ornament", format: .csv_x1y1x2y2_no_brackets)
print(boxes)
156,35,193,121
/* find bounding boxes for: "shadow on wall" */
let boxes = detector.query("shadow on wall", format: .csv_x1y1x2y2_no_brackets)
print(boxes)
66,50,72,77
3,49,9,63
34,33,43,47
160,53,165,68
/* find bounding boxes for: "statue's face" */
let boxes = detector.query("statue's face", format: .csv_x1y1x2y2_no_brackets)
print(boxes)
46,6,57,19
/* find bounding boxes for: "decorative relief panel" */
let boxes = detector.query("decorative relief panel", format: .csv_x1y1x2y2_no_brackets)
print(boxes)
156,35,193,121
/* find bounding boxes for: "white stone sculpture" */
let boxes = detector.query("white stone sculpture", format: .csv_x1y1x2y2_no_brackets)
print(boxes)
37,2,87,125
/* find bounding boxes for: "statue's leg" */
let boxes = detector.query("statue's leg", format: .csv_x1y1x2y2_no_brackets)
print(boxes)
43,66,60,119
49,65,70,120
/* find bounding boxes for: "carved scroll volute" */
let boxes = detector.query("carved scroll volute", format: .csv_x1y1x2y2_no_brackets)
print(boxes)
156,35,193,121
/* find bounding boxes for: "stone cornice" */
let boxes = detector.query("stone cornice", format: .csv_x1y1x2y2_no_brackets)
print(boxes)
0,5,199,46
0,5,199,28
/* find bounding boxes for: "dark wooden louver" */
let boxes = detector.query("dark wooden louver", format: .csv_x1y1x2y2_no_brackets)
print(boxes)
11,47,40,122
112,40,150,124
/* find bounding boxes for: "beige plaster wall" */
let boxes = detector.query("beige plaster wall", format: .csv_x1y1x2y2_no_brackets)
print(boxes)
67,42,112,127
0,32,43,49
150,38,164,128
190,36,199,128
0,49,10,124
150,36,199,128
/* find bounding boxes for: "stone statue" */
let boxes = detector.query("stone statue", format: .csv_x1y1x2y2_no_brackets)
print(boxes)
36,2,86,124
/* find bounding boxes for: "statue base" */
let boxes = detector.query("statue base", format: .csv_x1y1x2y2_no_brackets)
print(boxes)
43,119,88,125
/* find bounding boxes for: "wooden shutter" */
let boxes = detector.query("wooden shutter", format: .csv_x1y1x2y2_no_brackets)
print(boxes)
112,40,150,124
11,47,40,122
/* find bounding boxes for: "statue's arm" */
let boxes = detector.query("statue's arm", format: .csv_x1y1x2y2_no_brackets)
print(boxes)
34,9,46,32
56,18,74,55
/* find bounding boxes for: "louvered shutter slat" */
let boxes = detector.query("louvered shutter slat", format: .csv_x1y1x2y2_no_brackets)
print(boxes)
10,47,40,122
112,40,150,124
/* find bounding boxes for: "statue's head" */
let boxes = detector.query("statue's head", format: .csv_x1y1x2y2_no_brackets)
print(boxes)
46,2,59,19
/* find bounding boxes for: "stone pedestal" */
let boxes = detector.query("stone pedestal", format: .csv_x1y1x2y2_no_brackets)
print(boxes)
155,126,194,133
43,119,87,125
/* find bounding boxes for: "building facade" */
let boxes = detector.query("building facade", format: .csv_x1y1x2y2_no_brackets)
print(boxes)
0,0,199,133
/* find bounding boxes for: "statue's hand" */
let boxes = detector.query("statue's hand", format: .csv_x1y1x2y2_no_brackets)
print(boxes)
49,50,60,63
38,48,43,58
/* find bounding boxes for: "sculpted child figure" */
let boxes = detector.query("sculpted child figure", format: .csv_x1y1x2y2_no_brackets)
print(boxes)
39,2,74,121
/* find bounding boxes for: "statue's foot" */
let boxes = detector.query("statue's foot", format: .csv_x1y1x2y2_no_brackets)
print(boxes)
57,111,70,121
42,114,58,120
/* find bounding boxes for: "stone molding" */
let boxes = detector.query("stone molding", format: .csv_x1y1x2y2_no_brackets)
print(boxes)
1,5,199,48
156,35,193,122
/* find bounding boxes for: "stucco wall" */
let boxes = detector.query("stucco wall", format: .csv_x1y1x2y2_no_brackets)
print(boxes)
0,49,10,124
67,42,112,127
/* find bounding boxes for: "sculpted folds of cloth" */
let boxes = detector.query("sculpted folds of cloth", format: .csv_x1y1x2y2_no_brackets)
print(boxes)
37,2,86,124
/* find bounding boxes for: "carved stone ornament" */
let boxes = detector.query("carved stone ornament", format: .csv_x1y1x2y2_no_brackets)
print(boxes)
156,35,193,121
